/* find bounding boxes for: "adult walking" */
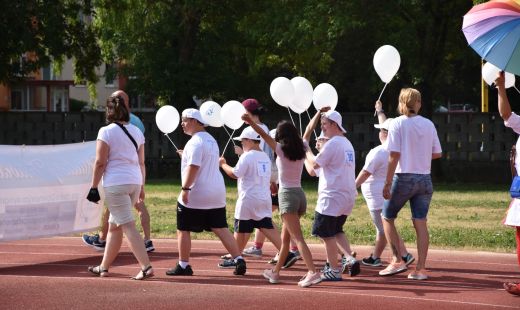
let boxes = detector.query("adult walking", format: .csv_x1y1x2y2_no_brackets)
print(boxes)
496,72,520,296
165,109,246,276
86,93,153,280
380,88,442,280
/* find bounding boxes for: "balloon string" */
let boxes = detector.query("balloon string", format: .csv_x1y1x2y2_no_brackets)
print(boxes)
223,126,236,146
306,110,318,140
287,107,295,125
299,114,302,136
515,86,520,95
164,133,179,151
221,129,236,157
375,83,389,116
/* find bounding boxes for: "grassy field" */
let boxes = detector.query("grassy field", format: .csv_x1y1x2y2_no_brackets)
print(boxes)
141,179,516,253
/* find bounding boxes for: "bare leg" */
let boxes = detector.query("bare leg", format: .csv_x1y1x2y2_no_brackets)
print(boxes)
234,232,252,253
374,233,387,258
259,228,282,251
212,227,241,257
323,237,340,269
178,230,191,262
273,224,291,273
412,219,429,270
335,232,352,257
254,229,266,247
121,221,150,269
100,223,123,269
98,208,110,241
382,218,402,263
278,213,315,273
134,200,150,241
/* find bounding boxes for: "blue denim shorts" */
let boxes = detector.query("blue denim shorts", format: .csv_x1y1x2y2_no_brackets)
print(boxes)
382,173,433,220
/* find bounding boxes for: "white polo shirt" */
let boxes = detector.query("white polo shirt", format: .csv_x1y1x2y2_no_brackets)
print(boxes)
178,131,226,209
233,150,272,220
315,135,356,216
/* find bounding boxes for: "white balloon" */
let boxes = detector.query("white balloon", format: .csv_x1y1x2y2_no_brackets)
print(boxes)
313,83,338,111
270,77,295,107
221,100,246,130
482,62,515,88
373,45,401,83
155,105,180,134
199,101,223,127
290,76,313,112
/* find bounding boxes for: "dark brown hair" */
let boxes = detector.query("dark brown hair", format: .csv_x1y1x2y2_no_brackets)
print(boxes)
275,120,306,161
106,95,130,123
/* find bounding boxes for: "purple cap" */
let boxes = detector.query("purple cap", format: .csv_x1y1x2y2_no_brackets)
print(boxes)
242,98,261,112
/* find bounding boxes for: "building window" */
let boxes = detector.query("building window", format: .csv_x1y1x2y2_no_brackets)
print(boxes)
105,63,115,87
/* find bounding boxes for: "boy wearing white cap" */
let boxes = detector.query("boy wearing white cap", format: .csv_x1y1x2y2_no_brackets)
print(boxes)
304,107,360,281
165,108,247,276
355,101,415,268
218,127,283,268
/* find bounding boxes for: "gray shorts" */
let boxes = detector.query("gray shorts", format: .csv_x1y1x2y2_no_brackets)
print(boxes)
278,187,307,216
103,184,141,226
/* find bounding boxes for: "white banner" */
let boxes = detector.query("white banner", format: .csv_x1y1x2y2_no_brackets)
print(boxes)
0,142,102,242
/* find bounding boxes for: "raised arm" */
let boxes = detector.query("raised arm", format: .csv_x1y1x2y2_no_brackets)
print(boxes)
495,71,512,121
242,113,276,150
303,110,322,142
375,100,387,124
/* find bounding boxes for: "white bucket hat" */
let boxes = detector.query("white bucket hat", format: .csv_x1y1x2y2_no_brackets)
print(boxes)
182,108,207,126
323,110,346,133
233,126,261,141
374,118,393,130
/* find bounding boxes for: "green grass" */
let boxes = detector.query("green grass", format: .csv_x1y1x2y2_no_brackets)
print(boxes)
140,180,516,253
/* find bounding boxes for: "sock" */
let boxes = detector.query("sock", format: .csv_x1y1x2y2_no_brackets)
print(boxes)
344,255,355,262
234,255,244,262
290,246,298,252
254,242,263,249
179,261,189,269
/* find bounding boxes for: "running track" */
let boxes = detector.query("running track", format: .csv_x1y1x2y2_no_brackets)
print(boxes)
0,237,518,309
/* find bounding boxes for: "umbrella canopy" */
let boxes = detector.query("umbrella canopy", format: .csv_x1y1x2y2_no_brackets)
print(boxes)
462,0,520,75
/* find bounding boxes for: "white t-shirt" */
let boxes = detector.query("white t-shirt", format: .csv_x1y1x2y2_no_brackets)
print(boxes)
233,150,272,220
275,143,305,188
177,131,226,209
97,123,144,187
314,136,356,216
505,112,520,175
360,144,388,210
386,115,442,174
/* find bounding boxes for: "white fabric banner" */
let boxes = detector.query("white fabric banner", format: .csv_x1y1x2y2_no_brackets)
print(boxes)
0,142,102,242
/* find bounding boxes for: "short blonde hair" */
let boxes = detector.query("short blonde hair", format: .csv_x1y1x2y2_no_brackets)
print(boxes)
397,88,421,116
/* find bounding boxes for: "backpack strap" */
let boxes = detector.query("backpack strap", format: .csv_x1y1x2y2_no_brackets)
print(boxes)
114,122,138,152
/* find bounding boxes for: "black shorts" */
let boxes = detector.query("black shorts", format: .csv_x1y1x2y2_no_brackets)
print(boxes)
311,211,347,238
234,217,275,233
177,202,228,232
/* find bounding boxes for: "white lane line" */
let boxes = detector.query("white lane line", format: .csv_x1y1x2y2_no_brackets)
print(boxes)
0,274,518,309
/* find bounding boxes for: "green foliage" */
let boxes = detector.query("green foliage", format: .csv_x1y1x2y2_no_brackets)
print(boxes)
0,0,102,84
69,98,88,111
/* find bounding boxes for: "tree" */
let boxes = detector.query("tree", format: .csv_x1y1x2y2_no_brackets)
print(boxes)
0,0,101,84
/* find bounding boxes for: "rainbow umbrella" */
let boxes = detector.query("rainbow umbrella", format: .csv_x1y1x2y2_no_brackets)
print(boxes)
462,0,520,75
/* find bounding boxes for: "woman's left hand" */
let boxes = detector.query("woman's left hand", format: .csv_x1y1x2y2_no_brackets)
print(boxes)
383,183,392,200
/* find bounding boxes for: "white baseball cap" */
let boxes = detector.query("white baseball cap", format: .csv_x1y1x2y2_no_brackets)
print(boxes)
233,126,261,141
182,108,207,126
374,118,393,130
323,110,346,133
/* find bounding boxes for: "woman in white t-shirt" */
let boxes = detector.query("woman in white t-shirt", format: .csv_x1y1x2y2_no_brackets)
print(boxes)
86,94,153,280
244,114,321,288
219,126,282,266
380,88,442,281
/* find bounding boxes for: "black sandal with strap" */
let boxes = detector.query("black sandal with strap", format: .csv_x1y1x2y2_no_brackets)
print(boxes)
132,265,154,280
88,265,108,277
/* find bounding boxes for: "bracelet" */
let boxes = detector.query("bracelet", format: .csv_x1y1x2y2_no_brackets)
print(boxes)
376,110,384,114
181,187,191,191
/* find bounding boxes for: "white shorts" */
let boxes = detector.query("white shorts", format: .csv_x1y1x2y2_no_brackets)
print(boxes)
103,184,141,226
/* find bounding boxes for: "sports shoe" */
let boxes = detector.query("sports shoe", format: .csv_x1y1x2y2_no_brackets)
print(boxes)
234,258,247,275
82,234,106,251
402,253,415,266
379,262,407,276
282,252,298,269
263,269,280,284
504,282,520,296
321,262,331,273
292,250,302,260
267,253,279,264
221,253,232,259
298,271,322,287
362,255,382,267
341,257,361,277
165,263,193,276
407,269,428,280
321,267,342,281
218,259,236,269
145,240,155,252
242,246,262,258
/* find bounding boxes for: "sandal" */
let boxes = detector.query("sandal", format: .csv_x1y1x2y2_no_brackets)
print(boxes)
88,265,108,277
132,265,154,280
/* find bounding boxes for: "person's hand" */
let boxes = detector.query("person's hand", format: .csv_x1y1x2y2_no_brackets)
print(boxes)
241,113,252,124
86,188,101,203
219,156,227,166
139,186,145,201
383,183,392,200
375,100,383,112
495,71,505,89
234,145,244,156
319,106,331,113
270,182,278,195
176,149,184,158
181,189,189,204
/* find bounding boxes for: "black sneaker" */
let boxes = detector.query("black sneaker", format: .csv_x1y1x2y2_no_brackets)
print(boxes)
166,263,193,276
282,252,298,269
361,255,382,267
218,259,237,269
82,234,106,251
346,260,361,277
234,258,246,276
402,253,415,266
145,240,155,253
